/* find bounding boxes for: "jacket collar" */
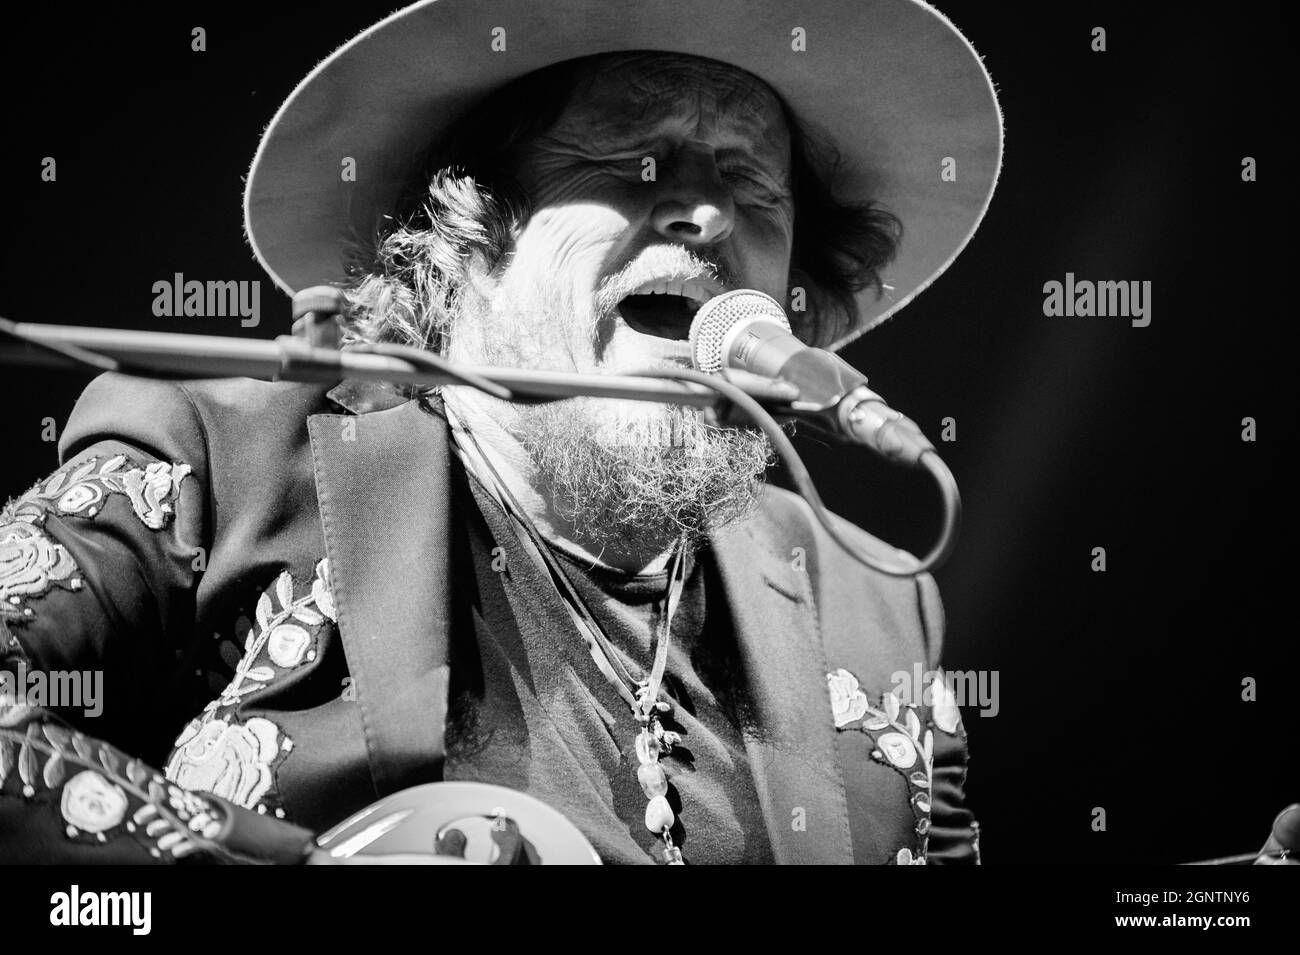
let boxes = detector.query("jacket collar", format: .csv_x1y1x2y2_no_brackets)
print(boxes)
325,378,412,416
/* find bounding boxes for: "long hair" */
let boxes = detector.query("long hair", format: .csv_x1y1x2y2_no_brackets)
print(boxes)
342,54,901,352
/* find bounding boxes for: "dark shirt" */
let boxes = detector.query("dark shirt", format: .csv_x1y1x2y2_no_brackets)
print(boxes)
443,458,775,864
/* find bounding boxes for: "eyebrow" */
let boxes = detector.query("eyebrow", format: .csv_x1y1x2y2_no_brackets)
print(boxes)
578,93,787,159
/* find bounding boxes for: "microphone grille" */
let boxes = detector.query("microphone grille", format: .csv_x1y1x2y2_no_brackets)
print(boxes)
689,289,792,374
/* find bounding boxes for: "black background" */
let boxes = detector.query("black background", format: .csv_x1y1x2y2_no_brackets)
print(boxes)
1,1,1295,865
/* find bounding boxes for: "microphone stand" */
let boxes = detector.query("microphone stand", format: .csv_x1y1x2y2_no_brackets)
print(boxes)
0,294,961,577
0,318,800,411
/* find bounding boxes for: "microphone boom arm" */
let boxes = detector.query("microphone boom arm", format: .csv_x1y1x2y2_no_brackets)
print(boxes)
0,317,959,577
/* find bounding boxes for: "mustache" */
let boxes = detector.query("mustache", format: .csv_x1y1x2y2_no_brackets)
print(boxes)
594,245,734,316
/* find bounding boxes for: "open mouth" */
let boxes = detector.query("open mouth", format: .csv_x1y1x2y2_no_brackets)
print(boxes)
616,277,720,340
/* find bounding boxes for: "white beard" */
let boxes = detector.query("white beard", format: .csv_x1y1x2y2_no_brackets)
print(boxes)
515,396,774,550
445,257,774,552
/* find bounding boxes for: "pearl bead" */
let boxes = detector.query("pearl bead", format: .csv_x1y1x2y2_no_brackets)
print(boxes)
644,795,674,834
637,762,668,798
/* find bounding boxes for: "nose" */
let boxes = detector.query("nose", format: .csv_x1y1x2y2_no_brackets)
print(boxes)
649,143,735,246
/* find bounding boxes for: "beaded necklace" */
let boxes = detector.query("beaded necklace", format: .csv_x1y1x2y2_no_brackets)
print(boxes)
443,400,690,865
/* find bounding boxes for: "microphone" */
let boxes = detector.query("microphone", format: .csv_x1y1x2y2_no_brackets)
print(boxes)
689,289,936,467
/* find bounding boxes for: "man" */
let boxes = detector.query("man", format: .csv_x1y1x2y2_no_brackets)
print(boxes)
0,0,1001,863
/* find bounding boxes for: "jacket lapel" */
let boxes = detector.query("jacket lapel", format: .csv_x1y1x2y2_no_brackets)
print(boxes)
712,516,855,864
308,384,452,797
306,381,856,859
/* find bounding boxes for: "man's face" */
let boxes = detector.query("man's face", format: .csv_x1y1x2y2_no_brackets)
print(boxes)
455,51,794,374
448,53,789,551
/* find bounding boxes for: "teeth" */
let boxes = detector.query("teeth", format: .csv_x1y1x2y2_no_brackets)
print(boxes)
683,279,715,303
632,277,719,302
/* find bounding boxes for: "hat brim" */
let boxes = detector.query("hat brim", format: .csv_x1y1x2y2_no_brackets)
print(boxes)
245,0,1002,350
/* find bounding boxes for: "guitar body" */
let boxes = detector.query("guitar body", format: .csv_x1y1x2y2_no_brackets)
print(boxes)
314,782,603,865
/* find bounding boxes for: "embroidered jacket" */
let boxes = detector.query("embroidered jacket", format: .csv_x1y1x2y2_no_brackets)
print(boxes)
0,373,980,864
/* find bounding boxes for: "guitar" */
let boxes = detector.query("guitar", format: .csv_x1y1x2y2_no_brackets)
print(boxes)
310,782,602,865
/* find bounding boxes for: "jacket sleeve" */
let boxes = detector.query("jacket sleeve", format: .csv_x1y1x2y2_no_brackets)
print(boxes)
0,373,313,863
916,571,982,865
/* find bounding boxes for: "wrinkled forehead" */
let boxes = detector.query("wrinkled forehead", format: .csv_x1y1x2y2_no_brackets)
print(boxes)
550,51,791,150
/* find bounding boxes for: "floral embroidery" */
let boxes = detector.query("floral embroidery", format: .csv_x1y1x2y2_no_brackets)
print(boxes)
827,667,940,864
877,730,919,769
0,713,227,858
0,697,35,728
827,668,870,727
216,559,333,707
164,559,335,814
929,672,961,734
0,455,191,624
310,561,335,621
61,769,128,833
165,716,283,809
1,455,191,530
1,522,81,623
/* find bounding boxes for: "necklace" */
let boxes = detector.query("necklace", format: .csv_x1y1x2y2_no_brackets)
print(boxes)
443,400,690,865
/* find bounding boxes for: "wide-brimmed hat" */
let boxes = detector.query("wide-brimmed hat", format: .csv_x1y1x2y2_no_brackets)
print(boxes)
245,0,1002,350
